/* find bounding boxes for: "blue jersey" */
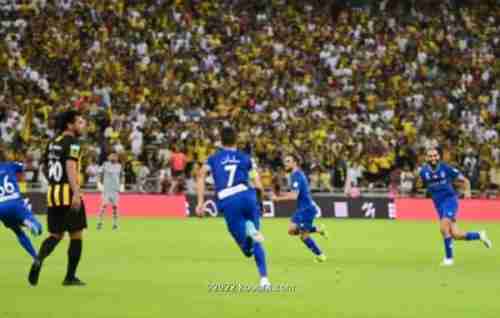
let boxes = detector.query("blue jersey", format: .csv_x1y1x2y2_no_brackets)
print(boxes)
0,161,24,205
206,148,260,256
290,170,314,210
207,148,253,198
419,163,462,203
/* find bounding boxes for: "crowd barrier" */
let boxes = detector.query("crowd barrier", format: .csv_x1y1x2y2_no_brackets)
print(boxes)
186,194,395,219
395,198,500,221
26,192,186,218
25,192,500,221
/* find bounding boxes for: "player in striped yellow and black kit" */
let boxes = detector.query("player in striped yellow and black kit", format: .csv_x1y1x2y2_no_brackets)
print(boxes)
29,110,88,286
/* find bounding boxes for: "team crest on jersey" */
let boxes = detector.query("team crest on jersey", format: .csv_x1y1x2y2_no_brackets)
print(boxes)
70,144,80,157
441,171,446,178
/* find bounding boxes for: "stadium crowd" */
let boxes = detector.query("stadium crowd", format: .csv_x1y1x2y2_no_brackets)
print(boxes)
0,0,499,196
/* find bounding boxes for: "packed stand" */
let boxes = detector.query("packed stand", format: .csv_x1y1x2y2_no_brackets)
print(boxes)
0,0,499,197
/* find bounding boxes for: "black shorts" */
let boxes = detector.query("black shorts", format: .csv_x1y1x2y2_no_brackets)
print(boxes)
47,201,88,234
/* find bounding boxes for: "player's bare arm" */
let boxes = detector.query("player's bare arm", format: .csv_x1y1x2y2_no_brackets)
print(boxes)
66,159,81,210
195,164,209,217
250,167,266,205
251,170,264,193
271,191,298,202
456,175,472,198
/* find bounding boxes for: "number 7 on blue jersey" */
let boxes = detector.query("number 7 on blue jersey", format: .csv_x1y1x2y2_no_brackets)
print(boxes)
224,164,237,188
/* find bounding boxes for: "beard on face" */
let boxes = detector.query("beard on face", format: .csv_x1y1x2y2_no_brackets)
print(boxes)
428,159,438,168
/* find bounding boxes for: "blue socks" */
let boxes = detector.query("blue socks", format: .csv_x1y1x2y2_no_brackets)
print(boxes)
444,237,453,259
302,237,322,256
242,221,267,278
253,242,268,278
243,221,268,278
443,233,479,260
13,227,37,259
465,232,480,241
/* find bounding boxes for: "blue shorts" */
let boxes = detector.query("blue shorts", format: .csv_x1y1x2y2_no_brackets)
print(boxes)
291,205,318,232
434,196,458,221
0,199,34,229
217,189,261,255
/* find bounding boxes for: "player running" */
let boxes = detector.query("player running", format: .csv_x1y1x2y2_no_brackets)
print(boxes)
419,147,492,266
271,154,328,262
0,152,42,262
196,127,270,288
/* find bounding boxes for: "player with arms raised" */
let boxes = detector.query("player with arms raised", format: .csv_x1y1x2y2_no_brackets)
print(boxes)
419,147,492,266
196,127,270,288
271,154,328,262
0,149,42,263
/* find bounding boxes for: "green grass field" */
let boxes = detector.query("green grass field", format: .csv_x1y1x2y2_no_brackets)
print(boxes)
1,217,499,318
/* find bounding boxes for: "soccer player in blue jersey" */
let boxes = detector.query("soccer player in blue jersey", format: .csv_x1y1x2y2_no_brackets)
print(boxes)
271,154,328,262
0,150,42,262
196,127,270,288
419,147,492,266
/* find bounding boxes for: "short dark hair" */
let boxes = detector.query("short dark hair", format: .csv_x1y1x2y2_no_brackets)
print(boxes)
427,146,443,157
221,126,237,146
56,110,81,132
286,153,302,165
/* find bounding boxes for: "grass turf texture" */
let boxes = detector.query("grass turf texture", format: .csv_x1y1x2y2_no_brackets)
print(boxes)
1,217,499,318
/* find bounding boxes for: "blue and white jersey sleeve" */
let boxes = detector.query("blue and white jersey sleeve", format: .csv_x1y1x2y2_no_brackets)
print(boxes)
290,171,315,209
442,164,462,181
290,173,301,193
206,156,212,169
0,162,23,203
418,166,428,185
11,162,24,174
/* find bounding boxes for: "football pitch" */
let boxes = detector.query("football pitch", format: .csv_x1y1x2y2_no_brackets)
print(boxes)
1,217,499,318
